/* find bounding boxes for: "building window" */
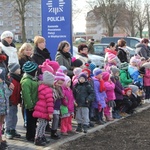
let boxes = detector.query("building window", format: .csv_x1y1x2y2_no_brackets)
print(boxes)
0,21,3,26
8,12,12,17
29,22,33,26
0,12,3,16
8,21,12,26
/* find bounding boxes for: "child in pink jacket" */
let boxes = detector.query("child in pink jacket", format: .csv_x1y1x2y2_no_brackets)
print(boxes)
33,71,54,146
102,72,116,121
61,76,76,135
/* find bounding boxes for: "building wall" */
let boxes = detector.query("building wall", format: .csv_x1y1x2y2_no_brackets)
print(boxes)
0,0,41,40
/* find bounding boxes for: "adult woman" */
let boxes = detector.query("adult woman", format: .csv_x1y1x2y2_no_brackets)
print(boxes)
0,31,19,66
32,36,52,65
136,38,150,60
55,40,73,77
18,43,34,128
117,39,129,63
18,43,34,74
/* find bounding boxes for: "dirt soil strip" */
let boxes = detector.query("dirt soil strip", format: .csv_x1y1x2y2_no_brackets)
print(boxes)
44,104,150,150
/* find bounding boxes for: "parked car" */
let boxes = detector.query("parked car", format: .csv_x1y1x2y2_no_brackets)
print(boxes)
101,37,141,49
73,46,104,68
15,39,22,43
93,43,135,57
74,38,86,44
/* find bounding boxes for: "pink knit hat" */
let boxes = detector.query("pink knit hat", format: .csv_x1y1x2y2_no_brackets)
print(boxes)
45,59,60,73
64,75,71,87
39,61,54,74
130,57,138,64
54,71,65,82
102,72,110,81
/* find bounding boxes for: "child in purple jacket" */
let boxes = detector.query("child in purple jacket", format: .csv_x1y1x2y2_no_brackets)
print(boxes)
92,68,107,125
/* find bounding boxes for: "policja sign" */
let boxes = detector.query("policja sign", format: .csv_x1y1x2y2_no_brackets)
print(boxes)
41,0,72,60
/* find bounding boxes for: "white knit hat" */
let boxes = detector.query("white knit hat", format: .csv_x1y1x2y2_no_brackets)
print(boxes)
1,31,13,40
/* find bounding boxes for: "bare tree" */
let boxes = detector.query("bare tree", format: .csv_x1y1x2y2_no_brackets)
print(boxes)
145,1,150,38
87,0,125,36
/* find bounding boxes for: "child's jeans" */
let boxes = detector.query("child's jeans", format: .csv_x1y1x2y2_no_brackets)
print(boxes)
5,105,18,131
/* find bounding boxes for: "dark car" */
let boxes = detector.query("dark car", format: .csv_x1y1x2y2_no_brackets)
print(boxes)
93,43,135,57
101,37,141,49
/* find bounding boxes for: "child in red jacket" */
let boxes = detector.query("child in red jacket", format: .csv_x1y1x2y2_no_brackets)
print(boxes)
5,63,21,139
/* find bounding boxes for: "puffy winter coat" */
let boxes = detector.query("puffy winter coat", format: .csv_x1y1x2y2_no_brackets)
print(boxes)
104,81,116,101
62,87,75,113
73,81,95,107
92,77,107,108
33,84,54,120
20,73,38,109
120,69,133,87
143,68,150,86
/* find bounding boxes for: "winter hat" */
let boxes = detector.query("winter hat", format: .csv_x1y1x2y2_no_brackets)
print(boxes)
102,72,110,81
45,59,60,72
73,67,82,75
128,85,139,94
89,63,96,73
59,65,68,73
22,61,38,73
82,68,91,77
43,71,54,86
39,61,54,74
130,57,138,64
0,67,6,80
71,58,83,67
138,66,145,74
93,68,102,76
54,71,65,82
110,65,120,75
78,72,87,80
124,87,132,95
64,75,71,86
1,31,13,40
8,63,20,73
120,62,128,70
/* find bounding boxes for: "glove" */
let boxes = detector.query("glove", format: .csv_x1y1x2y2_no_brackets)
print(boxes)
122,90,125,95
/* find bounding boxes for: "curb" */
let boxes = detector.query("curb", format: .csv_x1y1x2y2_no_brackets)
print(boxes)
44,104,150,150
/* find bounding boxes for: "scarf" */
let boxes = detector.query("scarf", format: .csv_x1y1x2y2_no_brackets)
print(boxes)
1,39,16,48
59,50,71,59
79,53,88,58
0,41,19,64
36,47,51,60
96,77,106,92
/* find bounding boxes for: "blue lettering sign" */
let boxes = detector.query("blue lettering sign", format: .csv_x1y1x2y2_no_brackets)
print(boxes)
42,0,72,60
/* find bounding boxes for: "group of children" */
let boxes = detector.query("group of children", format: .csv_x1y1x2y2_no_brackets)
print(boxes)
0,43,150,148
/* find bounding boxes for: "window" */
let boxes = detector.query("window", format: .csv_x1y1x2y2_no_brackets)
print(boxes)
8,12,12,17
29,22,33,26
129,39,139,49
8,21,12,26
0,21,3,26
0,12,3,16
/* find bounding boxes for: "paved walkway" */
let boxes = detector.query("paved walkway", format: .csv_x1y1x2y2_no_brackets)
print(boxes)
4,102,150,150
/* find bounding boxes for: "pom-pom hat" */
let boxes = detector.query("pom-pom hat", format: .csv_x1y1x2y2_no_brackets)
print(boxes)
54,71,65,81
22,61,38,73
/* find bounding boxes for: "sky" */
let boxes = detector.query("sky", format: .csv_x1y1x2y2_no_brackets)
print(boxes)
73,0,88,33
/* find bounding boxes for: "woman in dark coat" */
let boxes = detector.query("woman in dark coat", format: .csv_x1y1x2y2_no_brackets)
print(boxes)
117,39,129,63
32,36,52,65
55,40,73,77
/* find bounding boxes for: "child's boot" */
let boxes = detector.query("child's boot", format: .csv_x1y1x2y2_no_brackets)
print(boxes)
82,124,88,133
34,137,46,146
51,130,60,140
76,123,82,132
